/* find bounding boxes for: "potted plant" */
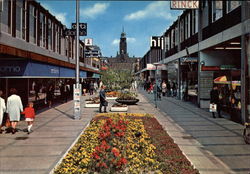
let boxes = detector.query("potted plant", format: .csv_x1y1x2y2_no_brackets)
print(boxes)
106,91,120,100
115,92,139,105
110,103,128,112
85,97,100,108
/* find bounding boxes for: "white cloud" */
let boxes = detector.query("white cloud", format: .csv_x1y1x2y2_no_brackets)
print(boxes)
112,39,120,45
124,1,175,21
41,3,68,26
81,3,109,19
127,37,136,43
112,37,136,45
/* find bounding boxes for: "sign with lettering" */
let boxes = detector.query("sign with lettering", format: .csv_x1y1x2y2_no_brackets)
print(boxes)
150,36,164,49
170,0,199,9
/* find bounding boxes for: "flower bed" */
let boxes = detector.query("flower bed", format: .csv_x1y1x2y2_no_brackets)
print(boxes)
110,103,128,112
54,113,199,174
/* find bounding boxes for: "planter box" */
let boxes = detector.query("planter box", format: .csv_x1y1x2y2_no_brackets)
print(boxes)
106,97,118,100
85,103,100,108
110,106,128,112
85,101,93,104
116,99,139,105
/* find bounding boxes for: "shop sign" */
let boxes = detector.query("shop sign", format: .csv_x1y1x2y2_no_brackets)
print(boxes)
220,65,237,70
170,0,199,9
201,66,220,71
150,36,164,49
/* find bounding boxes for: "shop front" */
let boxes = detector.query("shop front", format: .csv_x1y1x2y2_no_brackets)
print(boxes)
0,59,87,108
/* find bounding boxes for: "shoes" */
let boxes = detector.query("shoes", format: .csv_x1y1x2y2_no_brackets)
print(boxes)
99,111,103,113
104,111,107,113
12,129,16,134
219,116,223,118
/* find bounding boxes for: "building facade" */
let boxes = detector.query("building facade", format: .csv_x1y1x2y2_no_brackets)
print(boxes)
138,0,250,124
105,30,140,72
0,0,100,107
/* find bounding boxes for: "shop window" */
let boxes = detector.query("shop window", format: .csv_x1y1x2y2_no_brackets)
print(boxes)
165,36,169,51
227,1,241,13
39,13,46,48
212,1,223,22
192,10,198,35
175,26,178,46
1,0,11,34
180,19,184,42
16,0,24,39
185,13,190,39
171,29,175,48
29,5,36,44
48,19,52,50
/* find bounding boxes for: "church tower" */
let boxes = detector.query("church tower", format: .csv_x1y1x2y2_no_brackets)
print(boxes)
119,27,127,56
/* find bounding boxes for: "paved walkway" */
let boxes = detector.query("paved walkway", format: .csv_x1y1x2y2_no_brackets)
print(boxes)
139,89,250,174
0,92,249,174
0,95,99,174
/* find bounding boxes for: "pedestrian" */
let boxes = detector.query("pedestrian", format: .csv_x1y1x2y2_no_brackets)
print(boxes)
161,80,167,96
0,90,6,134
94,81,98,94
34,83,40,101
6,88,23,134
167,81,171,97
99,85,108,113
82,81,87,96
89,81,94,95
22,102,35,134
60,83,65,103
46,85,54,108
64,83,70,102
210,85,222,118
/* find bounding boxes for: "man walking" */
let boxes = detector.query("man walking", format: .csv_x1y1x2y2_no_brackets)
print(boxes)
99,85,108,113
210,85,222,118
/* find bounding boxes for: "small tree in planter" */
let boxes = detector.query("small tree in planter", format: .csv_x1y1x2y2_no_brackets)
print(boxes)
101,69,133,91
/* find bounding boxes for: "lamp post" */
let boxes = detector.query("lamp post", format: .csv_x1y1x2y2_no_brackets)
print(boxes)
74,0,81,120
153,62,161,108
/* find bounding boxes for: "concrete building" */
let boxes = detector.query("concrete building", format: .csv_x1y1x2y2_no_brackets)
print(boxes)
0,0,100,107
138,1,250,124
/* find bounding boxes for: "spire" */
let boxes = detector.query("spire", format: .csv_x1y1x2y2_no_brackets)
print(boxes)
122,26,124,33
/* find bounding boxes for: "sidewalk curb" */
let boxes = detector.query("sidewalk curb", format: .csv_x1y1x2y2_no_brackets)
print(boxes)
48,121,91,174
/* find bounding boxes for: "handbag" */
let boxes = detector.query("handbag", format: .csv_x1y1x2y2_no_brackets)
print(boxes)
209,104,217,112
103,101,108,106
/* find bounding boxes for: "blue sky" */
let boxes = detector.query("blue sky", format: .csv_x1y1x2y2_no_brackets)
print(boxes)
39,1,182,57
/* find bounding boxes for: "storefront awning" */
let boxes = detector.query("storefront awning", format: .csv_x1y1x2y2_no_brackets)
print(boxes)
0,60,87,78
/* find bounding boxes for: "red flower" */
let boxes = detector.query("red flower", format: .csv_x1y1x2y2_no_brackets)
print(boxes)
117,157,127,166
111,147,120,157
92,152,100,160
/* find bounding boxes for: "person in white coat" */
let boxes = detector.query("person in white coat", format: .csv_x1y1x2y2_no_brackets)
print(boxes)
0,90,6,134
6,88,23,134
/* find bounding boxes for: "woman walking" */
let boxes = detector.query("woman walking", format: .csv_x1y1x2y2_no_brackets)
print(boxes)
0,90,6,134
161,81,167,97
6,88,23,134
46,85,54,108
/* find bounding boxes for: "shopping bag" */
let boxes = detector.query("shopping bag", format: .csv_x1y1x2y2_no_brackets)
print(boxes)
209,104,217,112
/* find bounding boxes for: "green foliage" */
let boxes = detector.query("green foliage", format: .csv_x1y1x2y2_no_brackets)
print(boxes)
101,69,133,90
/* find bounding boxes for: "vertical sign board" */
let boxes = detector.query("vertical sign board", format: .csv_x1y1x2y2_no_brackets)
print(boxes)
170,0,199,9
73,84,82,119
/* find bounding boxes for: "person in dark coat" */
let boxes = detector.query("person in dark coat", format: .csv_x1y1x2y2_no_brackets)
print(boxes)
46,85,54,108
210,85,222,118
99,85,107,113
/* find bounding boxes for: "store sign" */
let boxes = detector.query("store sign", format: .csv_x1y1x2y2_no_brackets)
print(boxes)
84,38,93,46
146,64,167,70
150,36,164,49
170,0,199,9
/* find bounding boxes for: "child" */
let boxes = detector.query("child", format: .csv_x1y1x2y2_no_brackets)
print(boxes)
22,102,35,134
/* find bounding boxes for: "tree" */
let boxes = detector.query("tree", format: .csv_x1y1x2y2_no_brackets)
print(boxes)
101,69,133,91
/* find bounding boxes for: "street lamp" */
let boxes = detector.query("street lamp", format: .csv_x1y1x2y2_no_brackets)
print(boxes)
153,62,161,108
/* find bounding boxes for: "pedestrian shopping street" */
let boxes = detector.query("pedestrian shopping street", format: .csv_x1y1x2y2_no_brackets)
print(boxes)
0,92,249,174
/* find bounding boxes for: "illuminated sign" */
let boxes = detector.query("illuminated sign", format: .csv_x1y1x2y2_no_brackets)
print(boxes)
150,36,164,49
170,0,199,9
